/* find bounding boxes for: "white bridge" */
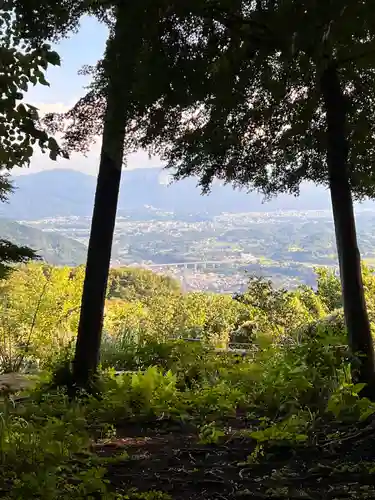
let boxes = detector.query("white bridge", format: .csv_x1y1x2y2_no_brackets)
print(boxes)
145,258,255,271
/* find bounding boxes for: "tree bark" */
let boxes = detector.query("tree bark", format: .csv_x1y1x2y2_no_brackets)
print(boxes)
321,63,375,397
72,3,136,389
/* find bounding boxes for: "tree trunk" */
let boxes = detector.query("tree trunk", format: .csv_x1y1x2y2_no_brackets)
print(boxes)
72,4,136,389
321,63,375,397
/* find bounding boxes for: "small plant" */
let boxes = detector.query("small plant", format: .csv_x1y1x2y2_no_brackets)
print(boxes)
246,443,265,464
198,421,225,444
244,411,313,464
326,382,375,422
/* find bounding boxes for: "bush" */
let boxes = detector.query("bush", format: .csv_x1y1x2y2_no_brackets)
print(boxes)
1,263,373,498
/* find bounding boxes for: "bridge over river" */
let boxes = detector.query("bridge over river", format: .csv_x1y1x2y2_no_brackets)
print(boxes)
146,258,256,271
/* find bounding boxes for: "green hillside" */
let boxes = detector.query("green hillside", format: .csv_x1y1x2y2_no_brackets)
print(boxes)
0,219,87,266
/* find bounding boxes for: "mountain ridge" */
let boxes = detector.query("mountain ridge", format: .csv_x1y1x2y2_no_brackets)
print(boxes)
0,218,87,266
2,168,374,220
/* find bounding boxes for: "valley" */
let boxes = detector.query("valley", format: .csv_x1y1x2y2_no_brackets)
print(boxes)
4,168,375,293
19,206,375,293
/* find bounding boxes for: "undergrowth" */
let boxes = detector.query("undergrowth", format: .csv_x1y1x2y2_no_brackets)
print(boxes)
1,333,373,499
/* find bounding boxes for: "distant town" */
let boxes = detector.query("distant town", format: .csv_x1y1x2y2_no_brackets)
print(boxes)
19,207,375,293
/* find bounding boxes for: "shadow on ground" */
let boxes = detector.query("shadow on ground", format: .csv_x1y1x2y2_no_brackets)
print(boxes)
93,417,375,499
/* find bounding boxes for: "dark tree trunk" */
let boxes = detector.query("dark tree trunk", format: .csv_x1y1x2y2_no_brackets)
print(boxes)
72,4,136,389
321,63,375,397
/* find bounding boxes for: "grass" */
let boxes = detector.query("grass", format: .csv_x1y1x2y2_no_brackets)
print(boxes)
1,336,375,499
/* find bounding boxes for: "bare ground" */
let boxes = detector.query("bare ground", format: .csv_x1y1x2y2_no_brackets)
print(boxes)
93,416,375,499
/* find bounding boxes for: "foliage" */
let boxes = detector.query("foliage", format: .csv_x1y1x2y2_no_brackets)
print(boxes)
198,421,225,444
0,10,65,169
234,276,326,340
315,267,342,312
0,261,363,374
103,300,147,344
327,381,375,422
116,0,375,199
104,288,248,347
247,410,312,462
0,264,84,372
2,261,375,497
98,330,346,421
311,263,375,336
0,10,67,277
107,267,181,302
0,322,353,498
0,239,37,279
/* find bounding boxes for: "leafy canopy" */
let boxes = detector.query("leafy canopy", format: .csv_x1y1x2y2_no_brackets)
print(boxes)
0,9,67,275
130,0,375,199
42,1,375,201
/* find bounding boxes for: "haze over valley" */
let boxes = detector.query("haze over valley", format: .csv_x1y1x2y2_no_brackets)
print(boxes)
3,168,375,293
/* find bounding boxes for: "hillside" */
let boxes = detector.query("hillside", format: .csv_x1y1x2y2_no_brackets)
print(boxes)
4,170,97,220
26,208,375,291
0,219,87,266
4,168,373,220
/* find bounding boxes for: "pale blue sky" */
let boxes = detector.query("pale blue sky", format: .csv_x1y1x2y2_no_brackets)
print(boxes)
28,16,108,106
21,15,162,176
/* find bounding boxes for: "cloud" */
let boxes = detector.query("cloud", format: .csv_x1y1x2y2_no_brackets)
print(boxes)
33,101,74,115
13,101,164,176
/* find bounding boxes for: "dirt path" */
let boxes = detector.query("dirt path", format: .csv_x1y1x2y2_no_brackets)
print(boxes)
93,419,375,499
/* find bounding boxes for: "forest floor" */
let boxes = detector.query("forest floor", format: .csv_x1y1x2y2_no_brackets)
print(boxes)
93,415,375,500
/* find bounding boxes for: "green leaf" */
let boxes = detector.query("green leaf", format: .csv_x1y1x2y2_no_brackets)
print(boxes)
18,79,28,92
48,137,59,151
351,383,367,395
46,51,61,66
16,103,27,117
49,148,58,161
25,145,34,158
37,74,50,87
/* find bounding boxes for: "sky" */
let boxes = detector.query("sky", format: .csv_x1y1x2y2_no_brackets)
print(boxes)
15,15,163,176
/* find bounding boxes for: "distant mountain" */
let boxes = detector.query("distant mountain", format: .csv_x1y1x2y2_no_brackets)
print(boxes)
0,218,87,266
3,170,97,219
1,168,374,220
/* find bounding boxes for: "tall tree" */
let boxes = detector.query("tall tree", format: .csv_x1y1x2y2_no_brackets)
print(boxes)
41,0,216,387
12,0,177,387
71,1,150,388
0,8,65,276
128,0,375,394
41,0,375,392
9,0,122,388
